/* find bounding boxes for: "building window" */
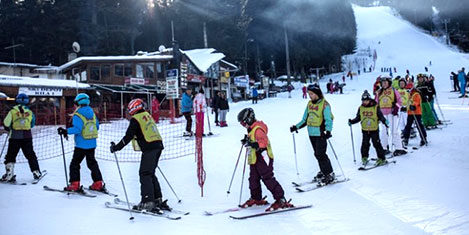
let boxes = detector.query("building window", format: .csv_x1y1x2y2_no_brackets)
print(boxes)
124,64,133,77
115,64,124,77
157,63,164,78
137,63,155,78
90,66,100,81
101,65,111,80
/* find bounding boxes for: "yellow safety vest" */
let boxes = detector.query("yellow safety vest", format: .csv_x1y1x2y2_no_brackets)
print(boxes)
379,88,395,108
132,111,162,151
248,125,274,165
11,105,33,131
306,99,333,127
359,105,379,131
74,112,98,140
398,88,409,107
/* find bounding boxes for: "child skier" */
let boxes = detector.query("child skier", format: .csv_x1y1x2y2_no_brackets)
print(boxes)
290,84,335,185
402,87,427,147
348,90,389,166
397,78,410,134
218,92,229,127
237,108,293,211
1,93,42,182
58,93,104,192
110,98,168,213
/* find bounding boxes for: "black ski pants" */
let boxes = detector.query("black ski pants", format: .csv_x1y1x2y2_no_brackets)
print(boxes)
69,147,103,183
4,138,40,172
308,136,333,175
361,130,385,160
403,114,427,141
140,148,163,203
183,112,192,133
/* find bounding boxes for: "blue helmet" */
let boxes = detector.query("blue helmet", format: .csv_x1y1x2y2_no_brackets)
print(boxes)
74,93,90,106
16,93,29,105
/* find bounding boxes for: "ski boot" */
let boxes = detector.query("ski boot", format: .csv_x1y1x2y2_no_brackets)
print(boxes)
265,198,294,212
183,131,193,137
155,198,172,211
89,181,104,191
402,139,409,148
420,139,427,147
320,172,335,185
313,171,324,182
32,170,42,180
375,158,387,166
64,181,82,192
1,163,15,182
361,157,369,166
133,201,163,214
393,149,407,156
240,197,269,208
385,146,392,155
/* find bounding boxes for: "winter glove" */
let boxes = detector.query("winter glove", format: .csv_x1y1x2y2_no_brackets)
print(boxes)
110,142,118,153
4,126,10,132
348,119,352,126
290,125,298,133
240,135,249,145
323,131,332,139
409,105,416,111
392,106,399,116
246,141,260,149
400,106,407,112
57,127,68,139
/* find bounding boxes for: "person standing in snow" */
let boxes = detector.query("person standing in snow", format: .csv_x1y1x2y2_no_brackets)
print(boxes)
1,93,42,182
402,87,427,147
458,68,467,98
211,91,220,126
348,90,389,166
58,93,104,192
193,88,207,136
397,78,410,134
451,72,460,92
302,84,307,99
416,74,437,129
290,84,335,185
375,76,407,156
217,92,229,127
151,97,160,123
110,98,169,212
237,108,293,211
252,86,259,104
181,87,193,136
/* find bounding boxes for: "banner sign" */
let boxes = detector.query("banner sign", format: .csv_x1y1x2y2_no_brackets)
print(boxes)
18,87,63,97
166,69,179,99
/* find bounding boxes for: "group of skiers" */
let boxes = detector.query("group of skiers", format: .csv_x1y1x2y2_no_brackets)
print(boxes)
450,67,469,98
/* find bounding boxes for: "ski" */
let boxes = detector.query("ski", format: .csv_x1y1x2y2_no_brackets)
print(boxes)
86,186,118,197
104,202,181,220
31,170,47,184
229,205,313,220
0,176,27,185
292,174,342,187
43,185,96,198
113,198,189,215
358,160,396,171
295,178,350,192
204,196,269,216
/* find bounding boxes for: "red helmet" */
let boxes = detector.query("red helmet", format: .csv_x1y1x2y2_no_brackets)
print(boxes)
128,98,145,116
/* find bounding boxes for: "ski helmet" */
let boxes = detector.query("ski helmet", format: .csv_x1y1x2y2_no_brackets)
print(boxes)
237,108,255,126
15,93,29,105
127,98,145,116
380,76,392,83
361,90,372,101
74,93,90,106
307,83,323,98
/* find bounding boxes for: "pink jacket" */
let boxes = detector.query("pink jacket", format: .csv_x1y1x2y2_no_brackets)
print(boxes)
193,93,207,113
375,88,401,115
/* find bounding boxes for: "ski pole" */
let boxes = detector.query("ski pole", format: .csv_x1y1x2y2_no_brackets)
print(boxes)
238,148,248,207
349,125,356,164
59,133,69,187
434,96,447,126
157,166,181,203
111,143,134,220
411,114,427,146
227,144,244,195
327,139,346,179
292,132,299,175
205,107,213,136
0,132,10,160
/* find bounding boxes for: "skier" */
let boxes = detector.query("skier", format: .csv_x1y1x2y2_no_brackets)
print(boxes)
251,86,258,104
211,91,220,126
218,92,229,127
375,76,407,156
402,87,427,147
451,72,460,92
237,108,293,211
427,75,440,124
289,84,335,184
302,84,307,99
1,93,42,182
193,88,207,136
458,68,467,98
57,93,104,192
151,97,160,124
392,76,400,89
348,90,389,166
397,78,410,134
416,74,437,129
181,87,193,136
110,98,168,212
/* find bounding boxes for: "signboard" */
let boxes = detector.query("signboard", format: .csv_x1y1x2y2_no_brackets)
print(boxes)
156,80,166,94
234,75,249,88
221,71,230,83
166,69,179,99
180,62,188,88
125,78,149,85
187,74,206,83
18,87,63,97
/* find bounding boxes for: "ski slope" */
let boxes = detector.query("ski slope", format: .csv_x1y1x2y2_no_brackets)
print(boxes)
1,5,469,235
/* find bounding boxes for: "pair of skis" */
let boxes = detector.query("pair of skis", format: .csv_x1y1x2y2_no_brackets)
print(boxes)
358,159,396,171
0,170,48,185
106,198,189,220
43,184,118,198
293,177,350,192
204,202,312,220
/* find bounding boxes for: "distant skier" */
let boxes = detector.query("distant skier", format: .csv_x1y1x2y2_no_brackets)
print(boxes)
375,76,407,156
451,72,460,92
457,68,467,98
181,87,193,136
290,84,335,185
252,86,259,104
402,87,427,147
237,108,293,211
302,84,307,99
151,97,160,123
193,88,207,136
110,98,169,212
58,93,104,192
348,90,389,166
1,93,42,182
211,91,220,126
218,92,229,127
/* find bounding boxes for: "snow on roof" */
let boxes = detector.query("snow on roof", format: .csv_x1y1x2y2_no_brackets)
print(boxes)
0,92,8,98
183,48,225,73
58,55,173,72
0,75,90,89
0,62,58,69
220,59,238,70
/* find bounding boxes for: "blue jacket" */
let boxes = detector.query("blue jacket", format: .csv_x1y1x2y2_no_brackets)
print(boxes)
458,71,466,83
252,88,258,97
181,93,193,113
67,106,99,149
295,99,333,137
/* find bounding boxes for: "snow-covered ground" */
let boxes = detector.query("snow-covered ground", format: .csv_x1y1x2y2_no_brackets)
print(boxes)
1,5,469,235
